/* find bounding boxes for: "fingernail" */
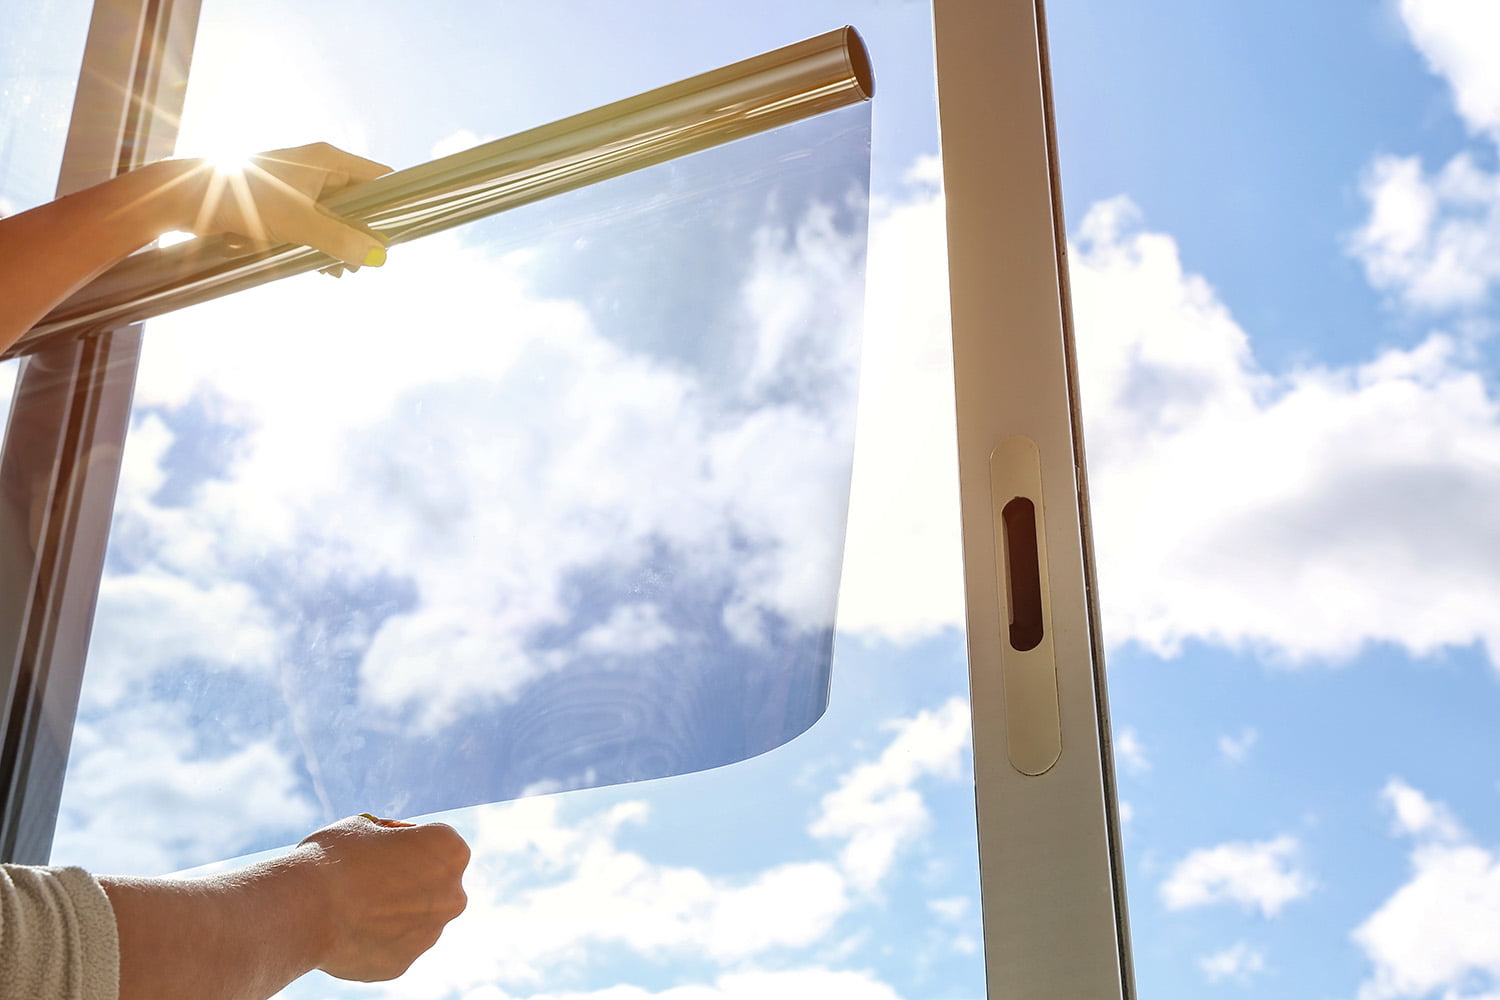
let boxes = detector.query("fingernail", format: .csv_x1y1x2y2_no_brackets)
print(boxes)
363,246,387,268
359,813,380,822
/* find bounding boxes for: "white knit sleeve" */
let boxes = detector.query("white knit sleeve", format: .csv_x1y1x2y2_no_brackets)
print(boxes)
0,864,120,1000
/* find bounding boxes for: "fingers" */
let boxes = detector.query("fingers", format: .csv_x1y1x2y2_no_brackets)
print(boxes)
326,149,394,187
256,142,394,193
304,814,470,983
414,822,472,874
176,143,394,269
279,206,387,270
348,815,471,875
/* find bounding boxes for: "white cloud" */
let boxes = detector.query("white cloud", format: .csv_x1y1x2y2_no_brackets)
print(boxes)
842,171,1500,676
1199,941,1267,985
1382,777,1465,841
52,703,317,875
365,697,972,999
1350,153,1500,311
1354,780,1500,1000
83,569,281,708
357,607,549,729
575,603,675,656
87,149,1500,765
1160,835,1313,917
1398,0,1500,141
339,791,858,995
1073,197,1500,668
1218,727,1259,765
346,795,852,998
810,697,971,891
704,863,850,961
1114,727,1150,775
108,184,866,734
1348,1,1500,312
927,896,969,923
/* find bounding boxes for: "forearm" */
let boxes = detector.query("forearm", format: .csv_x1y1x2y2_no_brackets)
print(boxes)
99,853,331,1000
0,159,201,354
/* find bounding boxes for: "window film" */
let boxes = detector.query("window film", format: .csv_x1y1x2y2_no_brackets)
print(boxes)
56,102,871,866
48,3,991,999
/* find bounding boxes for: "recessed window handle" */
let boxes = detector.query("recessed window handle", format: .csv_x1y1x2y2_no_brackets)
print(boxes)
1001,496,1044,652
989,436,1061,776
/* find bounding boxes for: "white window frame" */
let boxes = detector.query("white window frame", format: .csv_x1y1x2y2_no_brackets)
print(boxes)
934,2,1135,994
0,1,1136,994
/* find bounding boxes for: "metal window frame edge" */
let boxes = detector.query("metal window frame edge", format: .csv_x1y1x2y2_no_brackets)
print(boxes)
932,0,1137,994
0,0,200,863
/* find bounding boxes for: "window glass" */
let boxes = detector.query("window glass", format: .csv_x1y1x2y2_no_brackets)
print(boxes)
53,3,987,1000
1047,4,1500,998
0,0,93,214
0,0,92,439
60,105,872,860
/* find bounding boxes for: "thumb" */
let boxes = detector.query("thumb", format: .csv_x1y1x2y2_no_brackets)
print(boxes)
287,208,387,269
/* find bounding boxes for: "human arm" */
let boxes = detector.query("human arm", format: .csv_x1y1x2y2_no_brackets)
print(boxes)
0,142,392,355
98,815,469,1000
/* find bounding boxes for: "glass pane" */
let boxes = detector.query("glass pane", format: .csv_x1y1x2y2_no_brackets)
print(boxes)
59,107,871,867
0,0,93,214
0,0,91,488
53,4,986,1000
1048,3,1500,998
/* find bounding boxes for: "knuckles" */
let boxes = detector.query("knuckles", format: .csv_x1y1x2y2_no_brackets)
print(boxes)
415,822,472,868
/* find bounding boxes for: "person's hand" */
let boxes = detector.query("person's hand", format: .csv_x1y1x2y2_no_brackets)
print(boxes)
294,814,470,982
0,142,394,353
171,142,392,268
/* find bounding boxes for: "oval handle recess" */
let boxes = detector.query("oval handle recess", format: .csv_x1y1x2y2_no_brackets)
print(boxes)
989,435,1061,776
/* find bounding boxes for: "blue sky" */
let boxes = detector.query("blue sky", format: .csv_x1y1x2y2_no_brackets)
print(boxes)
5,1,1500,999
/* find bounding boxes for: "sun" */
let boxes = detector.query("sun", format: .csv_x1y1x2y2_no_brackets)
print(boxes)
203,149,256,176
155,145,259,247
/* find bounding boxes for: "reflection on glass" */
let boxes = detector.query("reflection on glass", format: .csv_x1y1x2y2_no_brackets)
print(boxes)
56,107,871,871
0,0,92,213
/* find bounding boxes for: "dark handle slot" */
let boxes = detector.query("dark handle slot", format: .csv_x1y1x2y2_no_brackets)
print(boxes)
1002,496,1044,651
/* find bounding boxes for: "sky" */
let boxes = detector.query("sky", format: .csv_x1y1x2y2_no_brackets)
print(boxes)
3,1,1500,999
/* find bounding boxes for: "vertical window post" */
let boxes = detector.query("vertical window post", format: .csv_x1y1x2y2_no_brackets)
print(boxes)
0,0,200,863
933,0,1136,994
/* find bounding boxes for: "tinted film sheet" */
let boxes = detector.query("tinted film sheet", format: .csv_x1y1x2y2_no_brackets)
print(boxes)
55,106,871,871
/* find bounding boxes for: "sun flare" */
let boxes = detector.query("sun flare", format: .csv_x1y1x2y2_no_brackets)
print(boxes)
202,149,256,176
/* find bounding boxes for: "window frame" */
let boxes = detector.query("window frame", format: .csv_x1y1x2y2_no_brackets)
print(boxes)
933,1,1134,994
0,2,1136,995
0,0,201,863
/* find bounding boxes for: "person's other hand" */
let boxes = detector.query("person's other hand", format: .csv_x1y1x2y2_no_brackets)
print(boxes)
173,142,392,268
294,814,470,982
